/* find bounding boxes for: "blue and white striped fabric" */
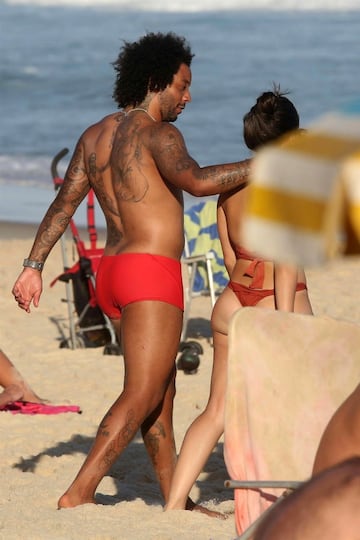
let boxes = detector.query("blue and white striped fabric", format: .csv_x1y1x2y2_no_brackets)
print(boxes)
184,200,227,292
243,100,360,266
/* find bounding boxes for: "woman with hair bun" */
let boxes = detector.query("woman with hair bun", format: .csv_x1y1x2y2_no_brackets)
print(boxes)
165,86,313,515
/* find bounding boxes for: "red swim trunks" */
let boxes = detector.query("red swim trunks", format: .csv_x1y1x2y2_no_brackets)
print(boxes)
95,253,184,319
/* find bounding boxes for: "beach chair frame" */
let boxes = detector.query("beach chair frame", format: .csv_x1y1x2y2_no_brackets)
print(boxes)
181,238,216,342
50,148,121,355
224,479,303,539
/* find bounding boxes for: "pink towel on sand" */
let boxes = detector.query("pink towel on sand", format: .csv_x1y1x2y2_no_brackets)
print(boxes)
224,308,360,536
0,400,81,415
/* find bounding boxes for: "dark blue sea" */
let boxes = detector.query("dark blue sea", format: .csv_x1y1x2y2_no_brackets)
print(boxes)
1,0,360,226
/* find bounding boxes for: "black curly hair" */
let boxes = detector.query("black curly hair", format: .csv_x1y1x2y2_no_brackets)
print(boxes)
112,32,194,109
243,84,299,151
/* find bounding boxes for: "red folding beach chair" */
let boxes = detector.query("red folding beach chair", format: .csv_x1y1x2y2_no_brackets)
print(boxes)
50,148,121,355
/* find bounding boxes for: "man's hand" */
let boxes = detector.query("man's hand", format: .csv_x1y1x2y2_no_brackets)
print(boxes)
12,268,43,313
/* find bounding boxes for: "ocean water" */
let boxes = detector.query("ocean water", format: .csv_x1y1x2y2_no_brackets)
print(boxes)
1,0,360,226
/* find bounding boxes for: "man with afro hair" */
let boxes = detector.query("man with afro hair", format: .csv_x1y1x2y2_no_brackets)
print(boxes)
12,32,250,512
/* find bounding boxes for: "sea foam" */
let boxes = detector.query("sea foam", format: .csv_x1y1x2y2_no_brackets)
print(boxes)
4,0,360,11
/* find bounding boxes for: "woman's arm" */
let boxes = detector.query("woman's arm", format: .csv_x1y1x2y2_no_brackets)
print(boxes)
217,198,236,278
273,263,299,312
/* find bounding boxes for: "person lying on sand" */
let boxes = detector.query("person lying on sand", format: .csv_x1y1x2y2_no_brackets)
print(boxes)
0,348,43,408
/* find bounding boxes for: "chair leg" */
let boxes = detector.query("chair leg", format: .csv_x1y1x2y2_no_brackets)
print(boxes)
181,261,198,342
59,233,78,349
224,481,302,540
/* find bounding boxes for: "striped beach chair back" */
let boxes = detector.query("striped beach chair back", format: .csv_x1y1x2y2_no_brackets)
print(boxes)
184,199,227,292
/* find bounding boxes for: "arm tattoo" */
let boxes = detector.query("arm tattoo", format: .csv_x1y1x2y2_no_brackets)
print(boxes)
153,124,251,191
29,143,90,261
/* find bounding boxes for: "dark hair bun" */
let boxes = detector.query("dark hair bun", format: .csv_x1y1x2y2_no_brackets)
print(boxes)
243,85,299,151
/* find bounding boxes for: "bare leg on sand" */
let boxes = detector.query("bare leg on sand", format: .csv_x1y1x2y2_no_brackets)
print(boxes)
58,302,184,508
0,349,43,408
165,289,239,519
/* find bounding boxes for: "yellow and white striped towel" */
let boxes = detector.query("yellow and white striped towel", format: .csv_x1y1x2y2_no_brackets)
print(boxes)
243,103,360,266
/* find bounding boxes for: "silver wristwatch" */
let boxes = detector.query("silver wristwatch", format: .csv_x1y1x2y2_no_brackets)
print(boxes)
23,258,44,271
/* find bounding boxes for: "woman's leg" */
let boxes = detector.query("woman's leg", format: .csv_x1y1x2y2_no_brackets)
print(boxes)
165,288,240,511
58,300,183,508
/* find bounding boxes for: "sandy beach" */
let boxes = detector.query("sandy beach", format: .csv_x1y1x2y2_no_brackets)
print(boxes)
1,219,360,540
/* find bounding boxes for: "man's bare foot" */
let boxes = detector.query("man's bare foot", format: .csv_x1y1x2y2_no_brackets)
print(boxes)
58,492,96,509
186,499,228,520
